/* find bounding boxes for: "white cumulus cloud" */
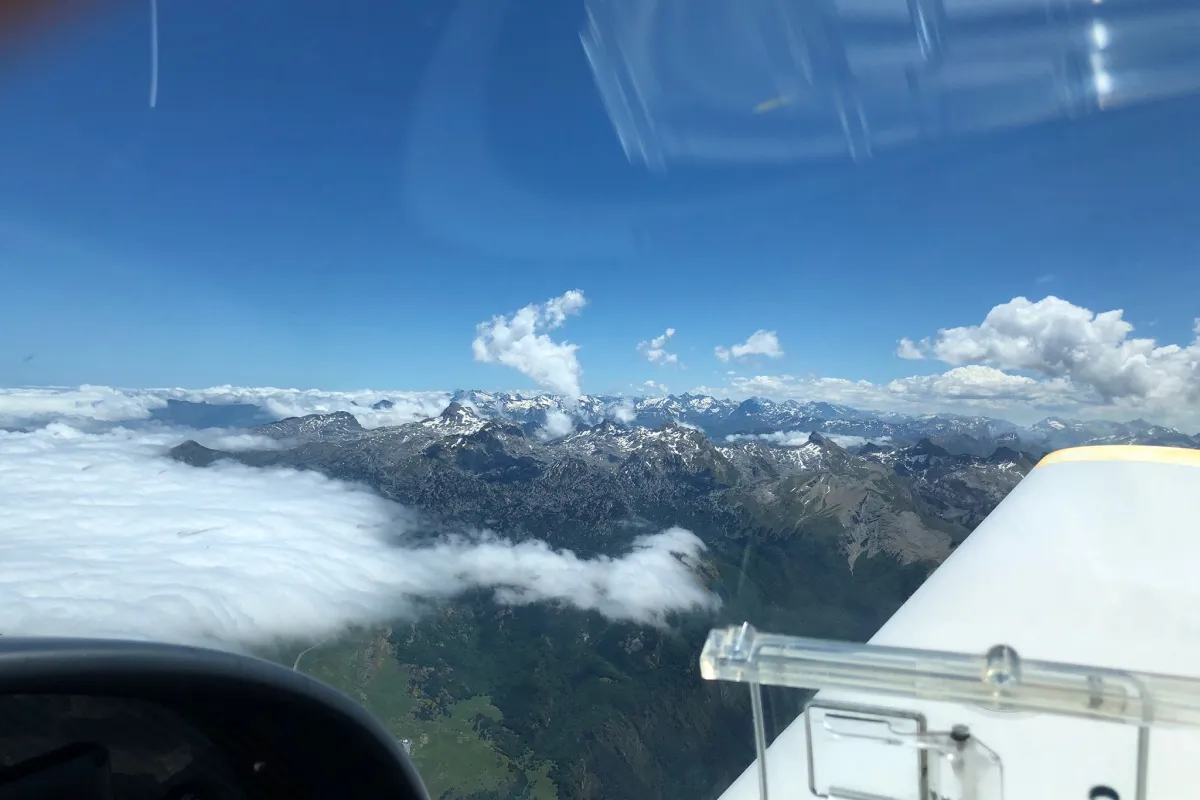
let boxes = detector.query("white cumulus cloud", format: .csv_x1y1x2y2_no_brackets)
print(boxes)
924,295,1200,404
608,400,636,424
694,296,1200,428
886,365,1057,403
715,330,784,362
472,290,588,399
537,409,576,441
0,424,718,651
895,338,925,360
638,328,678,365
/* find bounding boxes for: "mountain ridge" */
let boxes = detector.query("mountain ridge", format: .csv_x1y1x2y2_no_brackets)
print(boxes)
159,389,1198,457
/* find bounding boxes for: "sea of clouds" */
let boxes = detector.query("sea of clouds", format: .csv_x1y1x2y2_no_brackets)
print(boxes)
0,384,453,432
0,386,720,652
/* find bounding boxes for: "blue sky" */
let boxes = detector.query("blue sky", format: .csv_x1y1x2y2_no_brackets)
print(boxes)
2,0,1199,421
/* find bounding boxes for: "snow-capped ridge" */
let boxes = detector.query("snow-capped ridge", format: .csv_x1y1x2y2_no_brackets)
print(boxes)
254,410,366,443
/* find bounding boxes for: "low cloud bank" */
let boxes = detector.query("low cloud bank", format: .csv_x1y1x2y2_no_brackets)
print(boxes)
0,386,451,432
0,424,718,651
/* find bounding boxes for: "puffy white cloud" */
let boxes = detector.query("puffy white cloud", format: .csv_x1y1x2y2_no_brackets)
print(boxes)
537,409,576,441
715,330,784,362
885,366,1062,403
608,400,636,424
472,290,588,399
895,338,925,360
924,296,1200,405
440,526,715,620
0,424,718,651
643,379,669,394
638,328,678,365
543,290,588,327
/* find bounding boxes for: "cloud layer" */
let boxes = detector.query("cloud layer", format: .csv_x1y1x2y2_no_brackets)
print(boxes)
694,366,1063,422
472,290,588,399
0,385,451,431
0,423,718,651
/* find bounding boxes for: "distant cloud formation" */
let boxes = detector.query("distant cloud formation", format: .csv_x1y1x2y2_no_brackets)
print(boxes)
608,400,636,423
725,430,886,449
889,365,1047,402
0,424,718,651
0,385,451,432
472,290,588,399
696,363,1077,422
226,388,450,428
715,330,784,362
6,292,1200,434
537,408,576,441
696,295,1200,429
895,338,925,360
925,296,1199,405
0,385,164,425
638,328,678,365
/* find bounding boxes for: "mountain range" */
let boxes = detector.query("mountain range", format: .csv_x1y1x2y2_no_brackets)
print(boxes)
443,390,1200,450
164,392,1194,800
156,390,1200,455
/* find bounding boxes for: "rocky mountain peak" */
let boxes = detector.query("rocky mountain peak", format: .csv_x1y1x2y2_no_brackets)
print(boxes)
253,410,366,443
986,445,1023,465
439,401,479,424
858,442,886,457
806,432,839,450
909,437,951,458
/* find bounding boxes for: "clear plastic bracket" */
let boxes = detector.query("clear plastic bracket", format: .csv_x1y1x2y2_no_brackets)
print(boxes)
698,623,1200,800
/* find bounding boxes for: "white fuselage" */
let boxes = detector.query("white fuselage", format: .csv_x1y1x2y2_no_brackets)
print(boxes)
717,450,1200,800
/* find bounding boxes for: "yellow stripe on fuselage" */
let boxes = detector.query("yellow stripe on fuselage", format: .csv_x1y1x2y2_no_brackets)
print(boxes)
1035,444,1200,469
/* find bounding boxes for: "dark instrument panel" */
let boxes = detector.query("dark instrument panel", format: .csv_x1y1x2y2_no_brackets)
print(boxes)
0,638,430,800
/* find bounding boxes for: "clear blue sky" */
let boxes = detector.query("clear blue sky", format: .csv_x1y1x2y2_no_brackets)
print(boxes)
2,0,1198,399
